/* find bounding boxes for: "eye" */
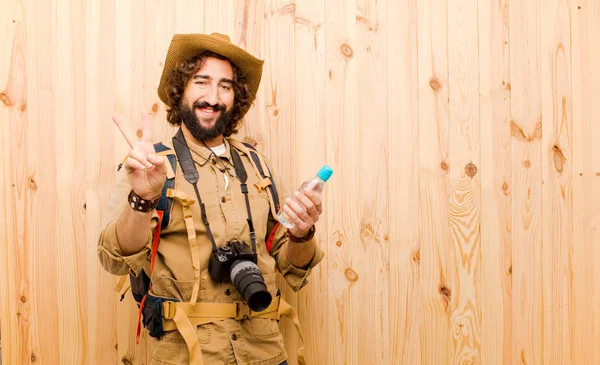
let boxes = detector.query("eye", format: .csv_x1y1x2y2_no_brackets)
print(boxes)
220,84,232,91
195,80,208,86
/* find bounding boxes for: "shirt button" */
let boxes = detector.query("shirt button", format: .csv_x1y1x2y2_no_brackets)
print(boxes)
231,334,237,341
225,289,231,296
221,196,226,203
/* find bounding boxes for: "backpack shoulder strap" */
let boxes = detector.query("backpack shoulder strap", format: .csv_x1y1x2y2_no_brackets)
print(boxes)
236,141,281,213
153,142,177,229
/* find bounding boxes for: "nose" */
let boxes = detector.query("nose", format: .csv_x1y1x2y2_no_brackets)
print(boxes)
205,85,219,106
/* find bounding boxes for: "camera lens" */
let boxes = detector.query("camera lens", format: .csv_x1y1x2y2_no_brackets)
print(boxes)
229,260,272,312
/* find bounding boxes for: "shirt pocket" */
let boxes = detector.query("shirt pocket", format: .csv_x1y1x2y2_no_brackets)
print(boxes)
247,273,280,340
150,324,214,364
154,276,209,303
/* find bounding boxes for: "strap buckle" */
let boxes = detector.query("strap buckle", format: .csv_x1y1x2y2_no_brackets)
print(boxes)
234,302,251,320
162,301,177,320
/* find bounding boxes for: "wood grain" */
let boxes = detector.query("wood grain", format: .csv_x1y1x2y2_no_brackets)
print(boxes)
1,1,600,364
417,0,454,364
447,0,482,362
509,0,544,364
571,1,600,365
541,0,573,364
1,1,29,364
386,0,421,363
478,0,512,364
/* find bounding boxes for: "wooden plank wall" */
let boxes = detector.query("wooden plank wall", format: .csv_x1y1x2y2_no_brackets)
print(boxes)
1,0,599,364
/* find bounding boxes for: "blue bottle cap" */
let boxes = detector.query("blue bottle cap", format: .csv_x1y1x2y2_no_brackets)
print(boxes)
317,165,333,182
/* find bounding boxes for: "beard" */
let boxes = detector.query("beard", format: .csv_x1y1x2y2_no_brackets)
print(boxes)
179,100,234,142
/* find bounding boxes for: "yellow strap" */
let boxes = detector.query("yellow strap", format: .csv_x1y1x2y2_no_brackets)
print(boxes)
161,297,281,330
277,298,306,365
173,305,204,365
156,150,175,157
254,177,272,191
182,205,201,304
156,150,176,179
168,188,201,304
162,297,305,365
114,275,128,293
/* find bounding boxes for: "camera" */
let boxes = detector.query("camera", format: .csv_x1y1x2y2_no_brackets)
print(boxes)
209,241,272,312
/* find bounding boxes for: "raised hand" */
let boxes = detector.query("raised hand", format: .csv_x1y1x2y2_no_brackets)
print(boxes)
112,111,167,200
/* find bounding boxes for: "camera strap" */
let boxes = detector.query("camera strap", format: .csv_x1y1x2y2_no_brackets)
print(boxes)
172,128,258,254
173,129,220,254
230,146,258,254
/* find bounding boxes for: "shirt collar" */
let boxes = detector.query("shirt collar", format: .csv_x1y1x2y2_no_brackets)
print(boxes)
185,135,234,166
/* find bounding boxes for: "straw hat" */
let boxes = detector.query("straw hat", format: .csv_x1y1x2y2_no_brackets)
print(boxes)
157,33,264,118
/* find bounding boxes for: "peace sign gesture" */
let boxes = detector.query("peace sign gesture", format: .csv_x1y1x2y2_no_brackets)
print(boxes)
112,111,167,200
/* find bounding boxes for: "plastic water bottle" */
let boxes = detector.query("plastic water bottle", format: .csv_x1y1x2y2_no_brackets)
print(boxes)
276,165,334,229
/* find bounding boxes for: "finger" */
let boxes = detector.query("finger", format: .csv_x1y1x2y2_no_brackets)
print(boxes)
147,153,167,175
123,157,146,171
112,114,138,148
141,110,154,143
293,192,319,221
129,148,153,169
285,197,313,225
304,189,323,214
283,204,312,232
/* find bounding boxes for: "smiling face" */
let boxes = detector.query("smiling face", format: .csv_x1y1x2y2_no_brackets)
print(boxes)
183,57,235,128
165,51,253,142
178,57,236,145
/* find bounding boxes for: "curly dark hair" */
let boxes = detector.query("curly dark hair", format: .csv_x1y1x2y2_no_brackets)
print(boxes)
164,51,250,136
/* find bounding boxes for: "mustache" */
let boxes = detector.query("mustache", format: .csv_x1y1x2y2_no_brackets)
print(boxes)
193,101,226,113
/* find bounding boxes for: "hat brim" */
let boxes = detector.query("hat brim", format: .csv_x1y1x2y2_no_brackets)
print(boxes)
157,33,264,120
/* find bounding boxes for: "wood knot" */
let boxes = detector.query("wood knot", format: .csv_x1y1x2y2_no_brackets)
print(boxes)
273,109,279,116
20,295,27,303
31,353,37,362
20,102,27,113
440,160,449,171
502,182,509,195
508,266,512,275
439,285,451,297
28,176,38,191
429,76,441,92
121,357,133,365
344,268,359,282
412,250,420,264
465,163,477,177
136,128,143,139
340,44,353,58
151,103,159,113
0,92,12,106
505,83,511,90
552,144,565,173
522,160,531,168
335,240,342,247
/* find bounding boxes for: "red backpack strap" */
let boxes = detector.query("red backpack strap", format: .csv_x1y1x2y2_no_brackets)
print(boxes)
136,210,164,344
265,222,281,254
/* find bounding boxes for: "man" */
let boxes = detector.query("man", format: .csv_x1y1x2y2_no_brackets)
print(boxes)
98,33,325,365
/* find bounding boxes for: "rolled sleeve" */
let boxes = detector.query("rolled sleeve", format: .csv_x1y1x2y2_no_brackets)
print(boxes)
97,215,153,276
97,174,155,276
272,238,325,292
